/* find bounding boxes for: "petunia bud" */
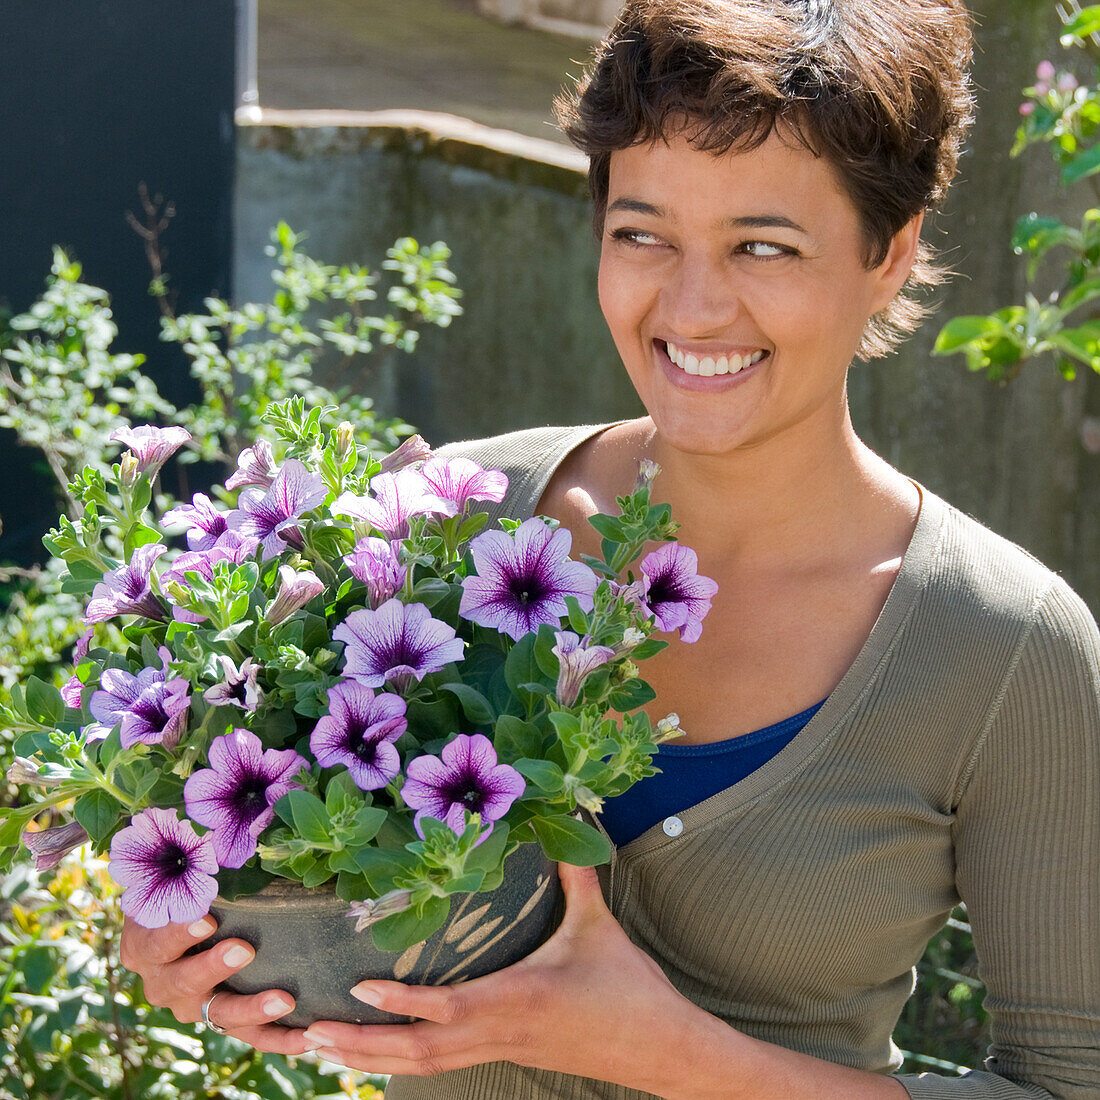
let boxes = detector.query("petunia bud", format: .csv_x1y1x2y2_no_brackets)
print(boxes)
633,458,661,495
119,452,140,488
377,435,432,475
264,565,324,625
22,821,90,871
334,421,356,463
656,712,683,742
7,756,66,788
347,889,414,931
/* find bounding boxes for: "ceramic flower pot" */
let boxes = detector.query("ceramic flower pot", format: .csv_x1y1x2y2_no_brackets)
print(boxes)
205,842,561,1028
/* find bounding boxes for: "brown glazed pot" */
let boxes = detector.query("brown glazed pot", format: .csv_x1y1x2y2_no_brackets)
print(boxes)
205,842,561,1028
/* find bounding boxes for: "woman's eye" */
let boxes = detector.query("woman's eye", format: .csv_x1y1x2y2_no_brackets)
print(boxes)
739,240,791,258
608,228,664,248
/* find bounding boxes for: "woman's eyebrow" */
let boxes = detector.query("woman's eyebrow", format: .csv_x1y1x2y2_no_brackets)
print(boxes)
606,200,806,235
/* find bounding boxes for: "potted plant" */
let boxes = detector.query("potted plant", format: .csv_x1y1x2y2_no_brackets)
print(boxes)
0,400,716,1027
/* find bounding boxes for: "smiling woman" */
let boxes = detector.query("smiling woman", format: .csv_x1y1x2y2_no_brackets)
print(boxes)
117,1,1100,1097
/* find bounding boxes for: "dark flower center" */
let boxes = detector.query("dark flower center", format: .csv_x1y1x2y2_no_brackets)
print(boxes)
232,774,271,818
443,777,485,812
229,679,248,704
347,721,382,763
133,697,169,732
508,570,548,608
646,573,682,606
155,841,192,879
123,573,146,597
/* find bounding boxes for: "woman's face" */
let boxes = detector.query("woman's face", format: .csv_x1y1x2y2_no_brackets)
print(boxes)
597,129,917,458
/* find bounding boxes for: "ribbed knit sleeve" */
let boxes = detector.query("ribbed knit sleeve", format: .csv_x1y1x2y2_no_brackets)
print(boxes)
897,580,1100,1099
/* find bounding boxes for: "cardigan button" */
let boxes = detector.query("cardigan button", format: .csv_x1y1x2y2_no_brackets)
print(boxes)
662,816,684,837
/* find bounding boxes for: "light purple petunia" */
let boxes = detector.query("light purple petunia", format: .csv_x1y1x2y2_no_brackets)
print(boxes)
551,631,615,707
230,458,326,559
203,655,264,712
183,728,307,869
85,544,169,623
163,493,230,551
402,733,525,841
332,468,456,540
343,537,407,608
264,565,324,625
87,648,191,748
225,439,280,491
638,543,718,644
22,821,90,872
421,457,508,512
109,425,191,479
309,681,407,790
109,807,219,928
459,518,599,642
334,599,465,693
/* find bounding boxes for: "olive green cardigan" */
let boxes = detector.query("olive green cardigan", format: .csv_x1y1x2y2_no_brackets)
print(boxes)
385,424,1100,1100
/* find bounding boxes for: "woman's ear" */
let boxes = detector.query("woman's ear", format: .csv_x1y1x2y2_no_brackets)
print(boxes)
869,211,925,314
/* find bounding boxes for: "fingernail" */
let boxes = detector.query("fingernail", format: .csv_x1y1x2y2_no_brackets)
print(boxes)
223,945,254,968
188,916,216,938
350,981,384,1006
302,1028,335,1047
263,994,293,1017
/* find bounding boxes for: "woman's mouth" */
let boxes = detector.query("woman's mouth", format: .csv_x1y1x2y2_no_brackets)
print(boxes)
664,339,768,376
656,339,769,384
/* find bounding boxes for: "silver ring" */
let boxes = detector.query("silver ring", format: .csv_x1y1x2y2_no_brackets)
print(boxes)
201,991,229,1034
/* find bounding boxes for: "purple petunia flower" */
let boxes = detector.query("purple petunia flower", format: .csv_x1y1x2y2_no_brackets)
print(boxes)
264,565,324,625
229,459,326,559
402,733,525,841
88,648,190,748
332,469,456,540
333,599,465,693
459,518,599,642
22,821,90,872
203,655,264,712
343,537,407,608
638,543,718,644
225,439,280,491
163,493,230,551
85,544,169,623
110,425,191,480
421,457,508,512
109,807,219,928
183,728,307,869
552,631,615,707
309,681,407,790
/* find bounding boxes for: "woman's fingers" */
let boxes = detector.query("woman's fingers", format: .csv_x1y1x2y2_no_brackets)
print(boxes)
119,913,216,970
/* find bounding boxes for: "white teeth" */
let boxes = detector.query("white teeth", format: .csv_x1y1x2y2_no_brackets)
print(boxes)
664,341,765,377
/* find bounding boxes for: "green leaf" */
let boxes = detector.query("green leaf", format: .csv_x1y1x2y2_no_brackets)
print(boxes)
531,814,611,866
492,715,545,761
609,678,657,710
369,894,450,953
514,758,565,793
1051,325,1100,367
215,864,275,901
440,682,495,726
73,789,121,845
345,804,388,846
629,638,668,661
587,513,626,541
25,677,64,727
410,577,453,608
932,316,999,355
1061,277,1100,314
324,770,362,817
275,789,331,845
462,821,509,874
1062,5,1100,40
1010,213,1074,257
1062,144,1100,185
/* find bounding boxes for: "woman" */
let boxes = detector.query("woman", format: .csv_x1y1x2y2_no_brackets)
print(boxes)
120,1,1100,1096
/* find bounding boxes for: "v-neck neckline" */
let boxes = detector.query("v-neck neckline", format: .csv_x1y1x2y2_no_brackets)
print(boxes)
518,422,948,860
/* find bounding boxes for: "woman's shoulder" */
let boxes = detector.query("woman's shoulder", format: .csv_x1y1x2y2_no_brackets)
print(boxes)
919,486,1098,660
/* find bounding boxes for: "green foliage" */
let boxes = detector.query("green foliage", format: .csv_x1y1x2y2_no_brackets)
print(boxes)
0,856,386,1099
934,8,1100,385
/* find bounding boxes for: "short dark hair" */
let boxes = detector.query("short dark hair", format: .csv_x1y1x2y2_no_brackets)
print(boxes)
555,0,975,359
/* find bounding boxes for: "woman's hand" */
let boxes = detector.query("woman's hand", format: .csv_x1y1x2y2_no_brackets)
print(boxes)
298,863,720,1095
118,915,316,1056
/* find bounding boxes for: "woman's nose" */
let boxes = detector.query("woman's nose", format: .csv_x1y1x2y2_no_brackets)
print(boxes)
659,254,740,335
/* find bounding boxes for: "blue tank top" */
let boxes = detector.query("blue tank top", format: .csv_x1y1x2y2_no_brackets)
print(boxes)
599,700,826,846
